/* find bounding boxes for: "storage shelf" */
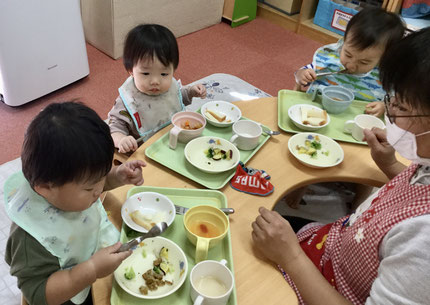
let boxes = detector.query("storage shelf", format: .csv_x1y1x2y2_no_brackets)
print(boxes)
257,2,341,44
258,1,399,45
257,3,300,32
298,18,341,44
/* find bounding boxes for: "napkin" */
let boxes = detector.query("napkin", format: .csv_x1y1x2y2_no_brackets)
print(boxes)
230,162,274,196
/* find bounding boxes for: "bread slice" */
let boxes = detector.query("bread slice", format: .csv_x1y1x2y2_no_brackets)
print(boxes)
301,107,308,122
301,107,327,126
303,117,326,126
130,210,155,230
207,109,226,122
204,111,217,121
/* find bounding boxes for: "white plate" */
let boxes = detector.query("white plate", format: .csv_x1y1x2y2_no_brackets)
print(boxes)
184,136,240,174
201,101,242,127
114,237,188,299
288,133,344,168
288,104,330,131
121,192,175,233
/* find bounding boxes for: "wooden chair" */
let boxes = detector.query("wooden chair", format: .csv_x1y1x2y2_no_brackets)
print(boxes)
21,294,28,305
383,0,403,14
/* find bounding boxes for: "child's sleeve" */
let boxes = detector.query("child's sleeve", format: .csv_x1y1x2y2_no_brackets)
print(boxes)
5,223,62,305
294,63,315,85
107,96,134,135
299,63,314,70
180,86,192,106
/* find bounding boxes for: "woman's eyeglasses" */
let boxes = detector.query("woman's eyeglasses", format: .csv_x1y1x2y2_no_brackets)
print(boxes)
383,94,430,124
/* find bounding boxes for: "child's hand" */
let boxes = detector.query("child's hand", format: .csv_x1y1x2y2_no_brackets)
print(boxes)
116,160,146,186
365,101,385,117
118,136,138,153
88,242,132,279
295,68,317,86
189,84,207,99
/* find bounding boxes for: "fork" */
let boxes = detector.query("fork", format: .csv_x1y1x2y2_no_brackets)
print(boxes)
174,204,234,215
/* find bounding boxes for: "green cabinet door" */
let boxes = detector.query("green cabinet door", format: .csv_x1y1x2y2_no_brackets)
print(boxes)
231,0,257,27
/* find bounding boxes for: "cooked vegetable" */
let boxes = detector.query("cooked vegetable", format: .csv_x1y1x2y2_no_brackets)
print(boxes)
311,141,322,150
159,247,169,260
124,266,135,280
153,266,162,274
160,262,169,274
204,147,233,161
296,135,329,159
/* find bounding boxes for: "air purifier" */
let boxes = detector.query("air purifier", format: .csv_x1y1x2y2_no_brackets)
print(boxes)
0,0,89,106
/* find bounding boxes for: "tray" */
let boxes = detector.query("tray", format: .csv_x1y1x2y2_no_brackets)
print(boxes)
145,117,271,189
111,186,237,305
277,89,370,145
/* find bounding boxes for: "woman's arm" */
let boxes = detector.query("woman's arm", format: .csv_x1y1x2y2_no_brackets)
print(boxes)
365,216,430,305
252,208,353,305
280,252,354,305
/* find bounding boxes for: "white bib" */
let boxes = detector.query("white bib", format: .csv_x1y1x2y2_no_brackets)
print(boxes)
4,172,119,304
118,76,184,142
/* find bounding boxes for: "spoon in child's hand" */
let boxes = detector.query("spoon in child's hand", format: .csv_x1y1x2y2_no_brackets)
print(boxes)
315,69,348,77
115,222,168,253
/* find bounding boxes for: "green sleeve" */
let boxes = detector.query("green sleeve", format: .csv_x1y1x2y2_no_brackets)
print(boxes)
5,223,75,305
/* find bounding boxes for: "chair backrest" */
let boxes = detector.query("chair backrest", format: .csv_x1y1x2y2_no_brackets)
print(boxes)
21,294,29,305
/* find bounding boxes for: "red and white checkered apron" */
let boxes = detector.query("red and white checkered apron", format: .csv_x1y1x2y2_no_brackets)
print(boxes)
282,164,430,304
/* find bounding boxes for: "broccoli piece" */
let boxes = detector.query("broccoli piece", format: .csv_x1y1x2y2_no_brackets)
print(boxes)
153,266,162,274
311,141,322,150
124,267,135,280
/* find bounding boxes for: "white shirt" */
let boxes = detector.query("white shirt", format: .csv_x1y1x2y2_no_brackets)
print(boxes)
352,165,430,305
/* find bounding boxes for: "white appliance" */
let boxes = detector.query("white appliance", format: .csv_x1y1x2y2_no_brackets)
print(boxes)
0,0,89,106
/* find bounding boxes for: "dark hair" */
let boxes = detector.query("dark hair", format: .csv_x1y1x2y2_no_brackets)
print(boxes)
379,28,430,113
344,7,405,51
21,101,114,188
123,24,179,72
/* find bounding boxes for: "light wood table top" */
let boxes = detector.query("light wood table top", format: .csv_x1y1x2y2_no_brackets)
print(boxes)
93,97,390,305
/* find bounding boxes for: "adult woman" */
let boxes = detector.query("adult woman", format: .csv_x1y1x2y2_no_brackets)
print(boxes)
252,28,430,305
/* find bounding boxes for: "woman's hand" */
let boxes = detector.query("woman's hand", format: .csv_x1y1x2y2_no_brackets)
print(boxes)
190,84,207,99
105,160,146,191
363,128,406,179
295,69,317,86
116,160,146,186
365,101,385,117
251,207,302,264
118,136,138,153
363,127,395,165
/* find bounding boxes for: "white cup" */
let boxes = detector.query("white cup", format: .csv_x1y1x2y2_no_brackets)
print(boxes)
344,114,385,141
190,259,234,305
229,120,262,150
